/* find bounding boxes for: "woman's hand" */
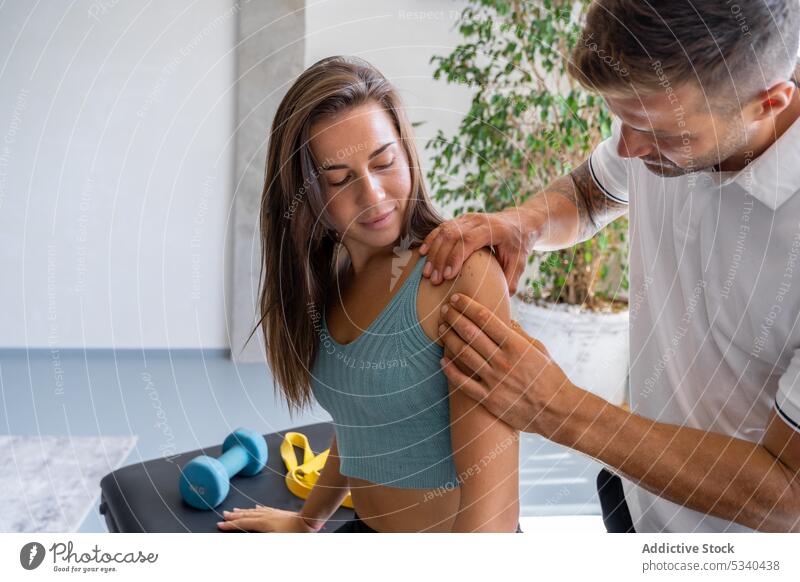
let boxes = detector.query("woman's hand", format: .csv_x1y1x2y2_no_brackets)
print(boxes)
216,505,317,533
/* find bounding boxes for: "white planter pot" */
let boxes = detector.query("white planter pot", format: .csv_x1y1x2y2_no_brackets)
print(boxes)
510,297,629,406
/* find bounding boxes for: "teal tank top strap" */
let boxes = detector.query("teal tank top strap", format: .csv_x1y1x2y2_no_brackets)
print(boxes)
368,251,429,337
320,252,430,343
395,256,427,329
395,253,438,351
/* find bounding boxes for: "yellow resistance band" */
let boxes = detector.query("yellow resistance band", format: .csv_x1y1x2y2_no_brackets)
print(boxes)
280,431,353,509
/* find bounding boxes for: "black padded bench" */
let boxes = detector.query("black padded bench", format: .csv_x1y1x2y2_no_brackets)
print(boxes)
99,422,353,532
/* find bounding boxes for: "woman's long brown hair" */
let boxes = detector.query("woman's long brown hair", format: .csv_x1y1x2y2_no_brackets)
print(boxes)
253,56,444,411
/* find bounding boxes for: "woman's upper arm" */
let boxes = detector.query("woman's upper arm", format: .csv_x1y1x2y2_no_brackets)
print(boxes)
446,248,520,531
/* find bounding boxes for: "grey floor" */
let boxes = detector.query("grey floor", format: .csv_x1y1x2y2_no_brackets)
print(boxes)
0,349,601,532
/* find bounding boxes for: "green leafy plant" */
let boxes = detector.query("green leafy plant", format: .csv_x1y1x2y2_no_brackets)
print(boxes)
426,0,628,310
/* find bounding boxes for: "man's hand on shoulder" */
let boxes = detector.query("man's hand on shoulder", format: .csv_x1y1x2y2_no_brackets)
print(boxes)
420,210,535,294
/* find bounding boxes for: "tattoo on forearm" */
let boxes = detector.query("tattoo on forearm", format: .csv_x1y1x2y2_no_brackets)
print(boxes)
564,160,628,241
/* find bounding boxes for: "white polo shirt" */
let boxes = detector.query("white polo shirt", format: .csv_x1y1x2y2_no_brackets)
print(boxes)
590,114,800,532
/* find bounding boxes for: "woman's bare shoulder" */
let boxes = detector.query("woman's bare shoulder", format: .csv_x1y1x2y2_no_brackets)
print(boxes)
454,247,510,309
415,246,511,344
415,246,457,344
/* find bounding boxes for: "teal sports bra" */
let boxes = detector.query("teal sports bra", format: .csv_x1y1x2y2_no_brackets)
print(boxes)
310,254,460,489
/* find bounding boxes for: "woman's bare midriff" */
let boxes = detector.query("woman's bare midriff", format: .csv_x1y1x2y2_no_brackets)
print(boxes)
347,475,461,532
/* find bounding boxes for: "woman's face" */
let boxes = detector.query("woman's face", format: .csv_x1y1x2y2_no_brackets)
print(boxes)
309,101,412,253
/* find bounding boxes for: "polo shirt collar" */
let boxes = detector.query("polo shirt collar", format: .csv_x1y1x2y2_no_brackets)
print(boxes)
708,113,800,210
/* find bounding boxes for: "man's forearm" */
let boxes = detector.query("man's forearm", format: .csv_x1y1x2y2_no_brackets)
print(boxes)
539,385,800,532
517,182,583,251
517,160,628,251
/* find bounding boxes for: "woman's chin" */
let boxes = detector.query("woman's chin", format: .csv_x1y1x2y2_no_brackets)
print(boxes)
346,226,400,251
357,215,403,245
370,228,403,248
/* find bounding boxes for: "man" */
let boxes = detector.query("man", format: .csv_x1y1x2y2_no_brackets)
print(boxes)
425,0,800,532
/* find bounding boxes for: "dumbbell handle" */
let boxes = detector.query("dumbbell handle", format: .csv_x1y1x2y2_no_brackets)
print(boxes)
217,445,249,478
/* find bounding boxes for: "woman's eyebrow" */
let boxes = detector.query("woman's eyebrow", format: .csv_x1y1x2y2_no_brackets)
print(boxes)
320,141,396,170
368,141,396,159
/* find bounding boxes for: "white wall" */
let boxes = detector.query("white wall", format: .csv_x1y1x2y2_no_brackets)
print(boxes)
0,0,472,350
0,0,237,349
305,0,472,182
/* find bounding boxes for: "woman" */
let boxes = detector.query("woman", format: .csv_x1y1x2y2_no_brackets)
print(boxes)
218,56,519,532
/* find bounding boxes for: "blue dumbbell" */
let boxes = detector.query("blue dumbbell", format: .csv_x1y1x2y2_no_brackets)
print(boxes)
179,428,268,510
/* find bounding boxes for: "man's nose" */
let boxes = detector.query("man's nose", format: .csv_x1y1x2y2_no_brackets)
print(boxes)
618,125,654,159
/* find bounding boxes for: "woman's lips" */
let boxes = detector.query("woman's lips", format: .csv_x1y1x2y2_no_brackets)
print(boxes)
359,208,395,229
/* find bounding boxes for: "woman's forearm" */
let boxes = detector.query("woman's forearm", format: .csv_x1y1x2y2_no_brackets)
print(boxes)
449,429,521,533
298,436,351,529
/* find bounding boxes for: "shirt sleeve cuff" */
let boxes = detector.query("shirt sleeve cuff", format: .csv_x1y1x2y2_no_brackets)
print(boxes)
775,399,800,434
589,152,629,205
776,351,800,434
587,118,630,205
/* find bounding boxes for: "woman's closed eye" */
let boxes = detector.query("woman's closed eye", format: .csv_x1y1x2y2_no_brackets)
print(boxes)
375,156,395,170
328,157,396,187
330,174,351,187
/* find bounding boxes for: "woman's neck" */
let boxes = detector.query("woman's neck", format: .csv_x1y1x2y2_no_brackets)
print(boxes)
342,240,416,276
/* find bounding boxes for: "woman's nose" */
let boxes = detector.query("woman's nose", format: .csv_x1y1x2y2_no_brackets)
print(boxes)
358,172,386,206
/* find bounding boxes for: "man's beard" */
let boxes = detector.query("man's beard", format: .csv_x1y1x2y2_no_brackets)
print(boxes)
640,121,748,178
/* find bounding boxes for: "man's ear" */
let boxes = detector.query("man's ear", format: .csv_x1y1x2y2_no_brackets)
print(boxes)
749,80,796,121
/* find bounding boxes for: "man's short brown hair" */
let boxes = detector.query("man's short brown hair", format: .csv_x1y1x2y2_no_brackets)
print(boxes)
568,0,800,103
